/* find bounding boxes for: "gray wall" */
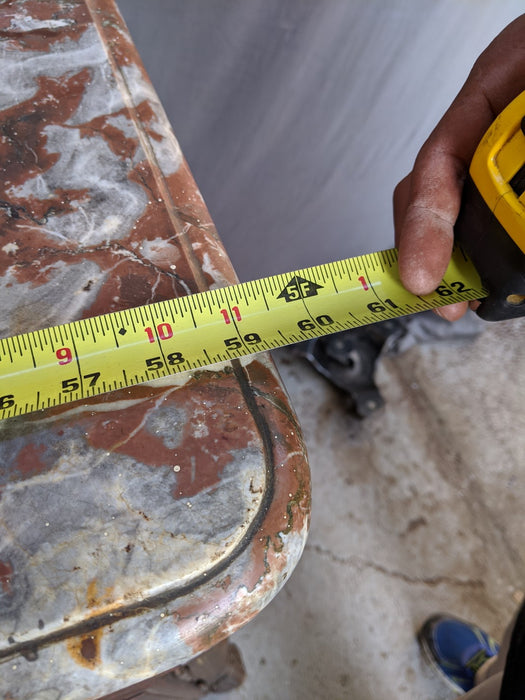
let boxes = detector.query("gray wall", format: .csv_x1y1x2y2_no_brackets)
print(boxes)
119,1,523,281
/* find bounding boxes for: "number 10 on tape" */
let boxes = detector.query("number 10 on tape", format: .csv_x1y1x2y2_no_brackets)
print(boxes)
0,245,486,419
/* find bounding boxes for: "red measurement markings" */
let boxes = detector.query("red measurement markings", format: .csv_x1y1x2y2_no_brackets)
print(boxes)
56,347,73,365
220,306,242,324
144,323,174,343
358,276,369,291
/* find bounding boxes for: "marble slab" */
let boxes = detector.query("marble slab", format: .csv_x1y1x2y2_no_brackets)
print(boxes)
0,2,311,698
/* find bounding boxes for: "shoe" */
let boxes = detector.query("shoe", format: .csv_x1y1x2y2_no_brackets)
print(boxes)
418,613,500,693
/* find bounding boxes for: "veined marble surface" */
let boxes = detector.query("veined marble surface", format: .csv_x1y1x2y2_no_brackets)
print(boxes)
0,2,310,698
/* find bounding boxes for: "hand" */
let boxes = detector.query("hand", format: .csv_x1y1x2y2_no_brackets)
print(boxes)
394,14,525,321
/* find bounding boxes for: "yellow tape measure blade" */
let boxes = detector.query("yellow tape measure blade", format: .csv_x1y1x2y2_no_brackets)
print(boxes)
0,245,487,420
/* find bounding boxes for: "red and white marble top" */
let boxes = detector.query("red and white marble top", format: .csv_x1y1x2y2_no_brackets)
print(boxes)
0,2,310,698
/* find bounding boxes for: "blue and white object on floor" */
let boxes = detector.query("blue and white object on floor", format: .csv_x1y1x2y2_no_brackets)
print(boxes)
419,614,500,693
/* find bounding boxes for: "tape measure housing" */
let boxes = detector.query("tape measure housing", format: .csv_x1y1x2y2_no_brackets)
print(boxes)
457,90,525,319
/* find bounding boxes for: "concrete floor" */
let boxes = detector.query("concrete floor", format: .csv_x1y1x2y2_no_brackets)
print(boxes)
213,317,525,700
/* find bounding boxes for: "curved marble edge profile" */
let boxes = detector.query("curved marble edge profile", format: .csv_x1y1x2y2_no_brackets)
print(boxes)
1,356,311,699
0,1,311,698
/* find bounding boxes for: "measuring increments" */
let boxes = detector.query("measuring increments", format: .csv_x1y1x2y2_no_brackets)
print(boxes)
0,245,486,420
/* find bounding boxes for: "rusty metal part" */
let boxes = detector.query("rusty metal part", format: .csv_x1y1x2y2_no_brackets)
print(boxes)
293,312,484,418
102,639,246,699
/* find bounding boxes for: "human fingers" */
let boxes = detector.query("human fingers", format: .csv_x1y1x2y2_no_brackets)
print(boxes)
395,14,525,317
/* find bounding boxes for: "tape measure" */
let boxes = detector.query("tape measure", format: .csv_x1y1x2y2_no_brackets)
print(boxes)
4,89,525,421
0,245,486,420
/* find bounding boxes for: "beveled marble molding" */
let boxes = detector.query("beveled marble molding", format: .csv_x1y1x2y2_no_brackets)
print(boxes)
0,2,311,698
